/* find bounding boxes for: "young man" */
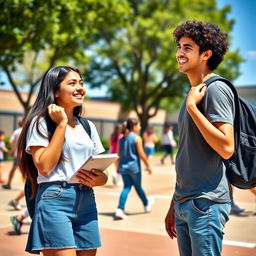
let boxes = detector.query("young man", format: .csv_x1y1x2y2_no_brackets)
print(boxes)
165,21,234,256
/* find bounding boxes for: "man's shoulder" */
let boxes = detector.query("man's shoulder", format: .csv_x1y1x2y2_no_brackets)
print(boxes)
207,79,234,99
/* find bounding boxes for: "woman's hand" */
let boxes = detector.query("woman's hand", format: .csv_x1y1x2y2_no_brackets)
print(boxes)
76,169,108,187
146,166,153,175
48,104,68,125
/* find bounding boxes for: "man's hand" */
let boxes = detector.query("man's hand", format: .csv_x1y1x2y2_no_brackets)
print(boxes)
165,199,177,239
186,83,207,109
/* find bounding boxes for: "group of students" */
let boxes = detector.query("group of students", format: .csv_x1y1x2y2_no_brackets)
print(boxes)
2,20,256,256
109,121,177,187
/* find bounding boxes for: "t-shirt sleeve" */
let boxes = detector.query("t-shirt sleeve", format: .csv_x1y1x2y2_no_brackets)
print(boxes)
88,121,105,155
203,81,235,125
0,141,6,149
10,130,16,142
26,118,49,154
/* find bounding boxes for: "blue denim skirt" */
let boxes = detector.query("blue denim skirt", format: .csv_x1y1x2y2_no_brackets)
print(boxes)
26,181,101,254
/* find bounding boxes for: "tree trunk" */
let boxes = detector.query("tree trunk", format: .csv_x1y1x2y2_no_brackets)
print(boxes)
138,112,149,136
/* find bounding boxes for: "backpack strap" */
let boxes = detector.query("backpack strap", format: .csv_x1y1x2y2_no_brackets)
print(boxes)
46,115,92,139
204,75,238,99
203,75,240,154
77,116,92,139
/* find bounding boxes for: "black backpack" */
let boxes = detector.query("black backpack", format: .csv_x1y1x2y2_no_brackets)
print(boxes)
204,76,256,189
25,116,92,218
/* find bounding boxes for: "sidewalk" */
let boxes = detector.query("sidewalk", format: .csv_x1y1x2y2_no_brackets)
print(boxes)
0,158,256,255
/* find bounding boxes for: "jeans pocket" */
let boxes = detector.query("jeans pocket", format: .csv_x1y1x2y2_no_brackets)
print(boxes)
219,203,231,227
41,185,63,200
191,198,211,215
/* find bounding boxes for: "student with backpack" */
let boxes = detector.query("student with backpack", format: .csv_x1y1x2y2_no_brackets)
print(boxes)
164,21,235,256
17,66,108,256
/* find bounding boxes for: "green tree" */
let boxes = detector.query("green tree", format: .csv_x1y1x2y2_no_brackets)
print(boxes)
0,0,130,114
86,0,243,133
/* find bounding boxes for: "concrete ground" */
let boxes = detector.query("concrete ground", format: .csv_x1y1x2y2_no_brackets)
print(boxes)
0,156,256,255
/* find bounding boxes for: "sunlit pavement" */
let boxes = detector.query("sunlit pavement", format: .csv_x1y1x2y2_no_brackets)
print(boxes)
1,157,256,256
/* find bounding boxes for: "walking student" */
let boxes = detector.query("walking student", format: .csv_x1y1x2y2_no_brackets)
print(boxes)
17,66,108,256
10,209,30,235
109,123,123,186
115,118,154,220
2,116,24,190
160,124,176,165
143,125,158,161
0,130,9,183
165,21,234,256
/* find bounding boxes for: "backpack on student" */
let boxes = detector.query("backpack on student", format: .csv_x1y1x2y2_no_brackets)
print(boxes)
204,76,256,189
25,116,92,218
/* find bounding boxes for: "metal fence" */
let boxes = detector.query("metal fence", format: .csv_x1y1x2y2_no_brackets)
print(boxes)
0,111,167,140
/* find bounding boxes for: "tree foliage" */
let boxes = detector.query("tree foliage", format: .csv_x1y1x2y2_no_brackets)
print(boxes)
0,0,130,114
0,0,244,132
86,0,243,133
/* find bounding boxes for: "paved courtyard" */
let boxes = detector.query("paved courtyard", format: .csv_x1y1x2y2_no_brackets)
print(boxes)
0,156,256,255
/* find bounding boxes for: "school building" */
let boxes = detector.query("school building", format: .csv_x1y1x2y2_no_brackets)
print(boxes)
0,85,255,139
0,89,167,139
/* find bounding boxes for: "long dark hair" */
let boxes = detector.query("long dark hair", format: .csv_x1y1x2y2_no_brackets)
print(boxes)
17,66,83,197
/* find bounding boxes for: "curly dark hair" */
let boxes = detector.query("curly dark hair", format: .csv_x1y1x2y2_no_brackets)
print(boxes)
173,20,229,71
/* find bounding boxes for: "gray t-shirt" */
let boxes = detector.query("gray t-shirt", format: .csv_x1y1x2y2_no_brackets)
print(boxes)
174,80,235,204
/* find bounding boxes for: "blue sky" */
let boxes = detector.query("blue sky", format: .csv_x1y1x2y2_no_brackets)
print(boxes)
217,0,256,86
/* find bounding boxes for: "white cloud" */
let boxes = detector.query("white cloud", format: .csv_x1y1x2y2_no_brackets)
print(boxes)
247,51,256,59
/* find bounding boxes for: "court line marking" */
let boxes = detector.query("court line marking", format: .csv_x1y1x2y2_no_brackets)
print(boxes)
223,240,256,248
96,191,256,248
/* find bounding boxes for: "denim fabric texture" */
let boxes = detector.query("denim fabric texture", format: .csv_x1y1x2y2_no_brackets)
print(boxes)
144,146,155,156
26,182,101,254
118,172,148,210
174,198,231,256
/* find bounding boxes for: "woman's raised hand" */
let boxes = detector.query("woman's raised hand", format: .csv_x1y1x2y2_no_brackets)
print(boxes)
48,104,68,125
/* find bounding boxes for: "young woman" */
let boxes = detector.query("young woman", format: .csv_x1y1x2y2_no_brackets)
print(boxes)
115,118,154,220
109,123,123,186
17,66,108,256
143,125,158,161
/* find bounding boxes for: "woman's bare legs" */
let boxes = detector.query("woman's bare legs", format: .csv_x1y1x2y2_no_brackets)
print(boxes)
77,249,97,256
250,188,256,196
42,248,97,256
42,248,76,256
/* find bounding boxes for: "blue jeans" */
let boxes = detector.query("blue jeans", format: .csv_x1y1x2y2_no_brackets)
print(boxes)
174,198,231,256
118,172,148,210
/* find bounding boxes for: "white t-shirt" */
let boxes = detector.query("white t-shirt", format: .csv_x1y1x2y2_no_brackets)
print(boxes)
26,117,105,184
0,141,6,160
162,130,174,145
